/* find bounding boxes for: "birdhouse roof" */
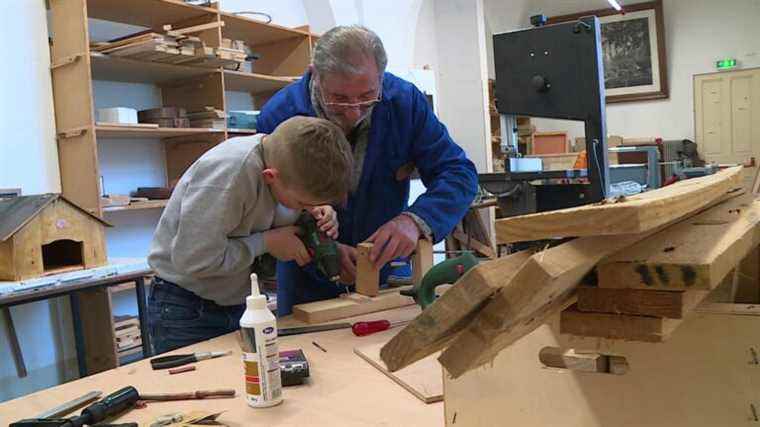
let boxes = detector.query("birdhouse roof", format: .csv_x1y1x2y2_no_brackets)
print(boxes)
0,194,111,242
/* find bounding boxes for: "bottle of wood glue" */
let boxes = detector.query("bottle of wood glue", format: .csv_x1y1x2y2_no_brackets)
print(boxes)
240,273,283,408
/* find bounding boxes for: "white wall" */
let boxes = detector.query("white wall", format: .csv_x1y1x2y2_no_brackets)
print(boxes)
433,0,492,172
0,3,78,402
485,0,760,142
0,1,59,194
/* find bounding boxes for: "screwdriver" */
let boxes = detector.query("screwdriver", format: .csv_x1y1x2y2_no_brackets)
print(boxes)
351,320,409,336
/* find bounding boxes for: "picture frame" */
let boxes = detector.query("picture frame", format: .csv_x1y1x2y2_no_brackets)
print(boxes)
548,0,668,103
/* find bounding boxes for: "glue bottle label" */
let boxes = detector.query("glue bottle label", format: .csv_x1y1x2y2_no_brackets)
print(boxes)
241,325,282,406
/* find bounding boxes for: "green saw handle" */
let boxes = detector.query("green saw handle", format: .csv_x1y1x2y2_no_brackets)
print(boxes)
401,252,479,308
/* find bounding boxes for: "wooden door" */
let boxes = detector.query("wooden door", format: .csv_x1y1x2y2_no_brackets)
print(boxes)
694,68,760,164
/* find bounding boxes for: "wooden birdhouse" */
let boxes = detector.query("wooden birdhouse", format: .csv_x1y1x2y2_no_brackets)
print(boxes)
0,194,110,281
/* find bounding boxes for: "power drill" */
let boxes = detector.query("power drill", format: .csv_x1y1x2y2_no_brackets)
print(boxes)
296,211,341,282
11,386,139,427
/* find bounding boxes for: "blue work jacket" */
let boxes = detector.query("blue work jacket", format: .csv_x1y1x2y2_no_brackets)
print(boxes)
257,70,478,247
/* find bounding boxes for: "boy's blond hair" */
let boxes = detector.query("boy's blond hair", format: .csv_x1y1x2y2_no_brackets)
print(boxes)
265,116,354,202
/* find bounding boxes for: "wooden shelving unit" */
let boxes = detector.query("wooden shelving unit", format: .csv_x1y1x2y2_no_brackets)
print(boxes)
95,125,224,139
223,70,296,94
48,0,318,217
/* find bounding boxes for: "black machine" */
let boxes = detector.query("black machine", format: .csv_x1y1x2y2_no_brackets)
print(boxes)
479,15,610,216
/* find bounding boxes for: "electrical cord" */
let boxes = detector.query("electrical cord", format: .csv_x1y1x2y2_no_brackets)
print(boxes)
233,11,273,24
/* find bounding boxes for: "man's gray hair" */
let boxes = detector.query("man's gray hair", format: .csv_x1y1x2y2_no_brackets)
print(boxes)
312,25,388,77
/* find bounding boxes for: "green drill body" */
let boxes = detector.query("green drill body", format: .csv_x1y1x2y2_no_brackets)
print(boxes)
296,211,341,282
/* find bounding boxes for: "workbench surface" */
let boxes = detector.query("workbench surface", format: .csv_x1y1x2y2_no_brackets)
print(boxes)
0,305,443,426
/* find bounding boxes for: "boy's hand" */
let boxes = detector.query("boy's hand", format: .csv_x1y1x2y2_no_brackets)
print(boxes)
264,226,312,266
309,205,339,239
337,243,357,284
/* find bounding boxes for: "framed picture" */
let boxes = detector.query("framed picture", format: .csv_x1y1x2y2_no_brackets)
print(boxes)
548,0,668,103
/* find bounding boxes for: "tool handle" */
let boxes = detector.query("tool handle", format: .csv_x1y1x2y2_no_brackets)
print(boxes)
352,320,391,336
80,386,139,425
150,354,194,370
139,389,236,401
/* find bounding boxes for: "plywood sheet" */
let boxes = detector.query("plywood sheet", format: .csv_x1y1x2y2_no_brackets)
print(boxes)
355,343,442,404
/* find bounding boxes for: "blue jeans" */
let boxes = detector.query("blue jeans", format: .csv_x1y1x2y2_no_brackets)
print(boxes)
148,277,245,355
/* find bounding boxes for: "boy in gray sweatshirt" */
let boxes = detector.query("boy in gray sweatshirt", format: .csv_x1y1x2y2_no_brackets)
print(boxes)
147,116,353,354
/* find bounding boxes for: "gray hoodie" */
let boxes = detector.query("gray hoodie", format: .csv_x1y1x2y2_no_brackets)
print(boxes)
148,134,298,305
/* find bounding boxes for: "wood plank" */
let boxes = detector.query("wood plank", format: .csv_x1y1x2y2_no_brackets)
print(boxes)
220,11,309,46
96,122,158,129
293,288,415,324
434,190,743,379
495,166,743,243
576,287,710,319
411,239,433,286
356,243,379,297
166,21,224,36
103,200,168,212
95,125,222,139
380,250,532,372
597,194,760,290
354,344,442,404
90,53,212,84
223,70,296,94
559,305,683,342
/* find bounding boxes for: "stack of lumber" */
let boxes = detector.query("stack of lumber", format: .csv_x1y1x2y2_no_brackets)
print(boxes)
380,166,757,379
92,24,247,70
113,315,142,358
138,107,189,128
187,107,227,129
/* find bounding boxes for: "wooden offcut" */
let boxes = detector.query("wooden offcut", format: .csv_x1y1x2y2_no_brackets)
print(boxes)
411,239,434,285
292,288,414,324
538,347,609,373
495,166,743,243
356,242,379,297
597,194,760,290
576,287,709,319
355,344,443,404
380,250,532,372
560,305,683,343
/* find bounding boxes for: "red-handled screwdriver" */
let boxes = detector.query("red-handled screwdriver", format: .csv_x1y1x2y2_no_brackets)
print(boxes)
351,320,409,336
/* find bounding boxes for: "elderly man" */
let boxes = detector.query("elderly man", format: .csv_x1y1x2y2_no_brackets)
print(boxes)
257,25,478,315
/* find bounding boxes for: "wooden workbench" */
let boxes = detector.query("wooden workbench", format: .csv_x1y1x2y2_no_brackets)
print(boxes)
0,305,444,426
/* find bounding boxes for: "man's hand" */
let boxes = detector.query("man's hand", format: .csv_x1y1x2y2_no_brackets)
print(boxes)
309,205,339,239
366,214,420,269
337,243,357,284
264,226,312,266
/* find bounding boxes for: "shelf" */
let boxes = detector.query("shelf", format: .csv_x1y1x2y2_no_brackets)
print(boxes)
90,53,214,85
220,12,309,46
103,200,168,212
224,70,296,94
227,128,257,134
95,125,224,139
87,0,216,28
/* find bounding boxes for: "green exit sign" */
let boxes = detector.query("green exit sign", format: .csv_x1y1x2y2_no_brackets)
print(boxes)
716,59,737,69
